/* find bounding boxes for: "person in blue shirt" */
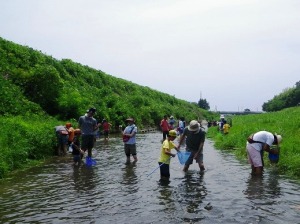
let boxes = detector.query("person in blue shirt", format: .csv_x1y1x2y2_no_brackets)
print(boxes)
122,118,138,164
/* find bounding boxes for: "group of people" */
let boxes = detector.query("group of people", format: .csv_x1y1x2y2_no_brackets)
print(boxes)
218,115,231,134
160,115,186,141
159,116,206,182
55,108,112,165
56,110,283,178
158,114,283,181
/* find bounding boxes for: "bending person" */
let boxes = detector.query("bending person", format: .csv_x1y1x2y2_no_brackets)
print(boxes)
178,120,206,173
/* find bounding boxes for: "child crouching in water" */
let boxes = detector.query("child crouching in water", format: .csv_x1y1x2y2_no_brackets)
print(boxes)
72,129,84,166
158,130,179,182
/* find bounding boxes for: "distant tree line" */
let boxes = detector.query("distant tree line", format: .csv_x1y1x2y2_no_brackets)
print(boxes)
196,81,300,112
262,81,300,112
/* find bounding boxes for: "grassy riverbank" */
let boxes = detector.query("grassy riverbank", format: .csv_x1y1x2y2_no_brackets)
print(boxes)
0,115,60,178
207,107,300,178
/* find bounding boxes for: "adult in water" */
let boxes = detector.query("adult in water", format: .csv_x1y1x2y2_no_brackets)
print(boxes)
123,118,138,164
246,131,282,175
78,108,100,158
178,120,206,173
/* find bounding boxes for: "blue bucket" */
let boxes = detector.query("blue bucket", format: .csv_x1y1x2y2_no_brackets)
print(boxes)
268,152,279,163
177,151,191,165
86,157,97,166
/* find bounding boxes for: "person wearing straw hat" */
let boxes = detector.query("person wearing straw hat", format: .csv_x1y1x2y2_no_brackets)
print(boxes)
158,130,179,181
178,120,206,173
246,131,282,175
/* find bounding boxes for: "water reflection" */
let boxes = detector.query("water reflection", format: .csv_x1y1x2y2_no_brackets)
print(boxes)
0,132,299,223
244,172,281,201
72,165,97,192
177,172,207,213
158,184,177,216
245,175,265,200
121,163,139,195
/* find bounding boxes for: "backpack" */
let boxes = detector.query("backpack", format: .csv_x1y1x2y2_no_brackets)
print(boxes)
247,134,264,144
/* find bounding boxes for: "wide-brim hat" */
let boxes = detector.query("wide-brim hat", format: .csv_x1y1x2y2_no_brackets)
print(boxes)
126,118,134,122
188,120,200,132
275,133,282,144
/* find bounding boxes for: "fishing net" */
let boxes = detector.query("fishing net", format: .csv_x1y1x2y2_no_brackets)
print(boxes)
86,157,97,166
177,151,191,165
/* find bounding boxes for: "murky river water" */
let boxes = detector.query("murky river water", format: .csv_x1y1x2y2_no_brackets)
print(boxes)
0,132,299,224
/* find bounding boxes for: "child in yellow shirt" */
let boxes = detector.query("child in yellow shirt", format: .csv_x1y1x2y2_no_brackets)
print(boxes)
158,130,179,181
223,120,230,134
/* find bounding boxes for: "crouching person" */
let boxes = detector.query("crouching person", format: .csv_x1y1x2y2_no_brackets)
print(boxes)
72,129,84,166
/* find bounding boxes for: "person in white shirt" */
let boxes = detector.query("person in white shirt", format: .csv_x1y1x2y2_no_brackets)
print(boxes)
246,131,282,175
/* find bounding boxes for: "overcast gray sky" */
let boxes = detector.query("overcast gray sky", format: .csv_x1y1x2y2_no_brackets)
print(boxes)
1,0,299,111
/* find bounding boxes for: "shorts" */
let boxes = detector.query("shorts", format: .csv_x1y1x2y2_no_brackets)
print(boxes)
103,130,109,137
159,162,170,178
81,135,94,149
73,155,81,163
56,133,68,145
124,144,137,156
246,144,263,167
185,150,203,165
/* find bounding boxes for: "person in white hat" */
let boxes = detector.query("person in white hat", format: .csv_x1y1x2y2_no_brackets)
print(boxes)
178,120,206,173
246,131,282,175
123,118,138,164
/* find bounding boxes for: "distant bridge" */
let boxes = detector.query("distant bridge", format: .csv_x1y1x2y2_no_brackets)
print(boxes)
217,111,264,115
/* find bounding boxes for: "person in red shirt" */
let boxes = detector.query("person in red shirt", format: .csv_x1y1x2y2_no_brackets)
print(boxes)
102,119,112,141
160,115,169,141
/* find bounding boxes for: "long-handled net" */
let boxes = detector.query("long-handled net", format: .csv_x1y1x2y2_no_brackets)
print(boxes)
177,151,191,165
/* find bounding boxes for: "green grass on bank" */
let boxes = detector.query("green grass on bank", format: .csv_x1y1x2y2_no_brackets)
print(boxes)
207,107,300,179
0,115,61,179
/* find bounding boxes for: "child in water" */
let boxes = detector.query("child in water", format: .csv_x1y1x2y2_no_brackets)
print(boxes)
72,129,84,166
158,130,179,181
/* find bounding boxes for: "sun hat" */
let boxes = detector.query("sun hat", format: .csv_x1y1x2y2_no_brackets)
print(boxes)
274,133,282,144
188,120,200,132
126,118,134,122
170,116,174,119
168,130,177,137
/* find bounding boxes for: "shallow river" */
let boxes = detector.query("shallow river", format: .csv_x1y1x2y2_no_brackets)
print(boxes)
0,132,299,224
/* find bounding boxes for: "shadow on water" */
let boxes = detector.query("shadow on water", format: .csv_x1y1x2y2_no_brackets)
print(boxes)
0,132,299,223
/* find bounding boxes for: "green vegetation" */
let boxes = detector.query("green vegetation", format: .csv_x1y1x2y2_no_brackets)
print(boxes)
207,107,300,178
0,37,215,178
1,36,299,180
262,81,300,112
